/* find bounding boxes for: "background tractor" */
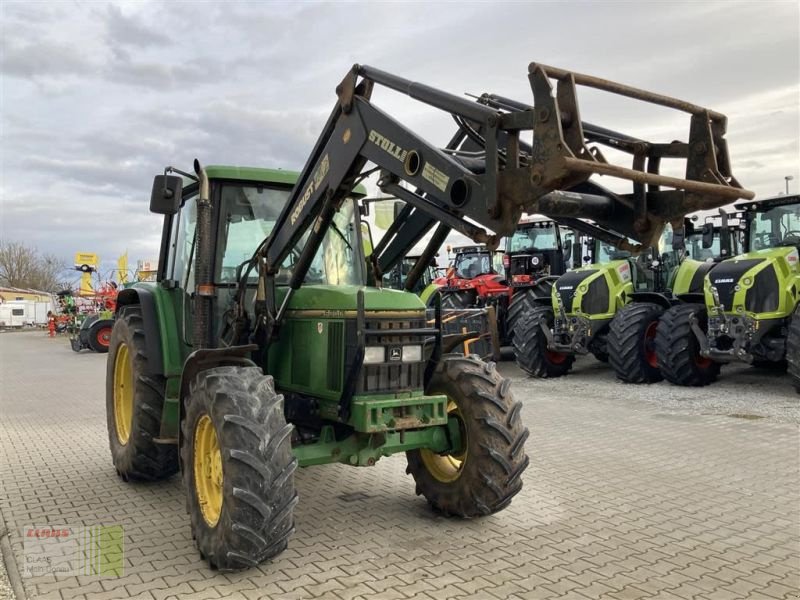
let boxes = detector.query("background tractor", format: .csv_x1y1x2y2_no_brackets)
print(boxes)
656,195,800,390
105,62,751,569
513,220,734,383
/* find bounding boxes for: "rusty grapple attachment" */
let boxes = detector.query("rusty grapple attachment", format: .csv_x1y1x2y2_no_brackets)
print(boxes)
485,63,754,247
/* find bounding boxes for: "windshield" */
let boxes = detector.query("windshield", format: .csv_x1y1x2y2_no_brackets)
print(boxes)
508,223,558,252
454,251,494,278
216,184,363,286
750,204,800,250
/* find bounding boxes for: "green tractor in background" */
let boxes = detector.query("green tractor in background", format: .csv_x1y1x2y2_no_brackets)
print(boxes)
514,223,721,383
656,195,800,391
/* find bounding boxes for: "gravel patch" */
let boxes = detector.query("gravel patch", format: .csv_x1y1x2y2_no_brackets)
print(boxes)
499,354,800,424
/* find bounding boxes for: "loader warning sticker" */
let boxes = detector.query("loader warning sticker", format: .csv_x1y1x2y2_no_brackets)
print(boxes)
422,162,450,192
787,248,798,264
617,262,631,282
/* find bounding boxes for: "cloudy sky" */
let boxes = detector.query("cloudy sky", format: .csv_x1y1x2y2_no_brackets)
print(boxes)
1,1,798,280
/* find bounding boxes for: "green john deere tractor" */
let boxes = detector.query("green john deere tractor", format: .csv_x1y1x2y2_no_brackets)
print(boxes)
513,224,723,383
104,63,752,569
108,165,529,569
656,195,800,391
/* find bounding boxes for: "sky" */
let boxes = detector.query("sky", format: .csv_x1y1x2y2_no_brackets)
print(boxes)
1,0,798,280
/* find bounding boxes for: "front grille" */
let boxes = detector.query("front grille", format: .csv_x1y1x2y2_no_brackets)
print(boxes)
327,321,344,391
358,317,428,394
582,277,610,314
555,270,597,313
708,259,763,310
746,264,780,313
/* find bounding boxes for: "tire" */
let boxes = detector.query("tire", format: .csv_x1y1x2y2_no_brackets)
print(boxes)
106,306,179,481
513,308,573,377
591,350,609,363
88,319,114,353
787,305,800,394
406,354,529,517
442,290,477,309
655,303,720,386
608,302,664,383
506,284,550,341
182,366,298,570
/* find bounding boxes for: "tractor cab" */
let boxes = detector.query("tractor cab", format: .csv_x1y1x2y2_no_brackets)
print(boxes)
683,212,744,263
740,195,800,252
503,218,580,287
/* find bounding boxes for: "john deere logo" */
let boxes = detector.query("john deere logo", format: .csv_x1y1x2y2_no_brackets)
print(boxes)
317,322,323,334
389,347,402,361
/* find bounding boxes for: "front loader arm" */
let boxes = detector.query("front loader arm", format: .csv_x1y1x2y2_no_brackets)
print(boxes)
256,62,753,331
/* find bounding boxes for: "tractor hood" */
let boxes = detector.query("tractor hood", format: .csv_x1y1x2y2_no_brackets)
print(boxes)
281,284,425,313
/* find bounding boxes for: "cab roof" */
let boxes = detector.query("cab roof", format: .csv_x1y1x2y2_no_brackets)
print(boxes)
735,194,799,212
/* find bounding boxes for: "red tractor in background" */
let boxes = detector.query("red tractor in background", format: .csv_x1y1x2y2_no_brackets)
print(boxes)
438,245,509,308
438,218,586,345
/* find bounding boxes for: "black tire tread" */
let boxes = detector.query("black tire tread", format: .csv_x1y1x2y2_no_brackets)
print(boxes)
655,303,720,387
406,355,529,517
608,302,664,384
506,282,553,342
512,308,573,378
441,290,477,310
181,365,298,571
106,307,178,481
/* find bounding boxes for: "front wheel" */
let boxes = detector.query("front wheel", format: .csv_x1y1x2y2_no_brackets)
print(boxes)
655,303,720,386
608,302,664,383
513,308,573,377
786,305,800,394
406,355,529,517
182,366,298,570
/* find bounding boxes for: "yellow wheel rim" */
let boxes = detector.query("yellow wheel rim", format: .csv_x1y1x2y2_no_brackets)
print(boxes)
193,414,223,527
420,400,467,483
113,343,133,445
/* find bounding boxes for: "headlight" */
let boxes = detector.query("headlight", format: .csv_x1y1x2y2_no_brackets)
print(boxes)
401,345,422,363
363,346,384,364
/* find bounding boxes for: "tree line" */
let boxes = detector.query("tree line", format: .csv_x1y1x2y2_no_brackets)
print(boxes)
0,240,68,292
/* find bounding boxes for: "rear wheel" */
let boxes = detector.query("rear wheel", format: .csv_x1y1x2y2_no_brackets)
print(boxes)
441,290,477,310
406,355,528,517
787,305,800,394
608,302,664,383
88,319,113,353
655,303,720,386
182,366,298,570
106,307,179,480
513,308,573,377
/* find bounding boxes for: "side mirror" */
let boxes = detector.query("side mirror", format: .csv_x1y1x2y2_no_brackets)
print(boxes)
701,223,714,248
150,175,183,215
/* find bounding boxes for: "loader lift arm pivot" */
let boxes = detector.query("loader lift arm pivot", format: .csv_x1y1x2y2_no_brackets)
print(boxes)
251,62,752,344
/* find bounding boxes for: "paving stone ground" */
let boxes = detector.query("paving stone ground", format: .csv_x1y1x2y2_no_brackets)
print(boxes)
0,331,798,600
